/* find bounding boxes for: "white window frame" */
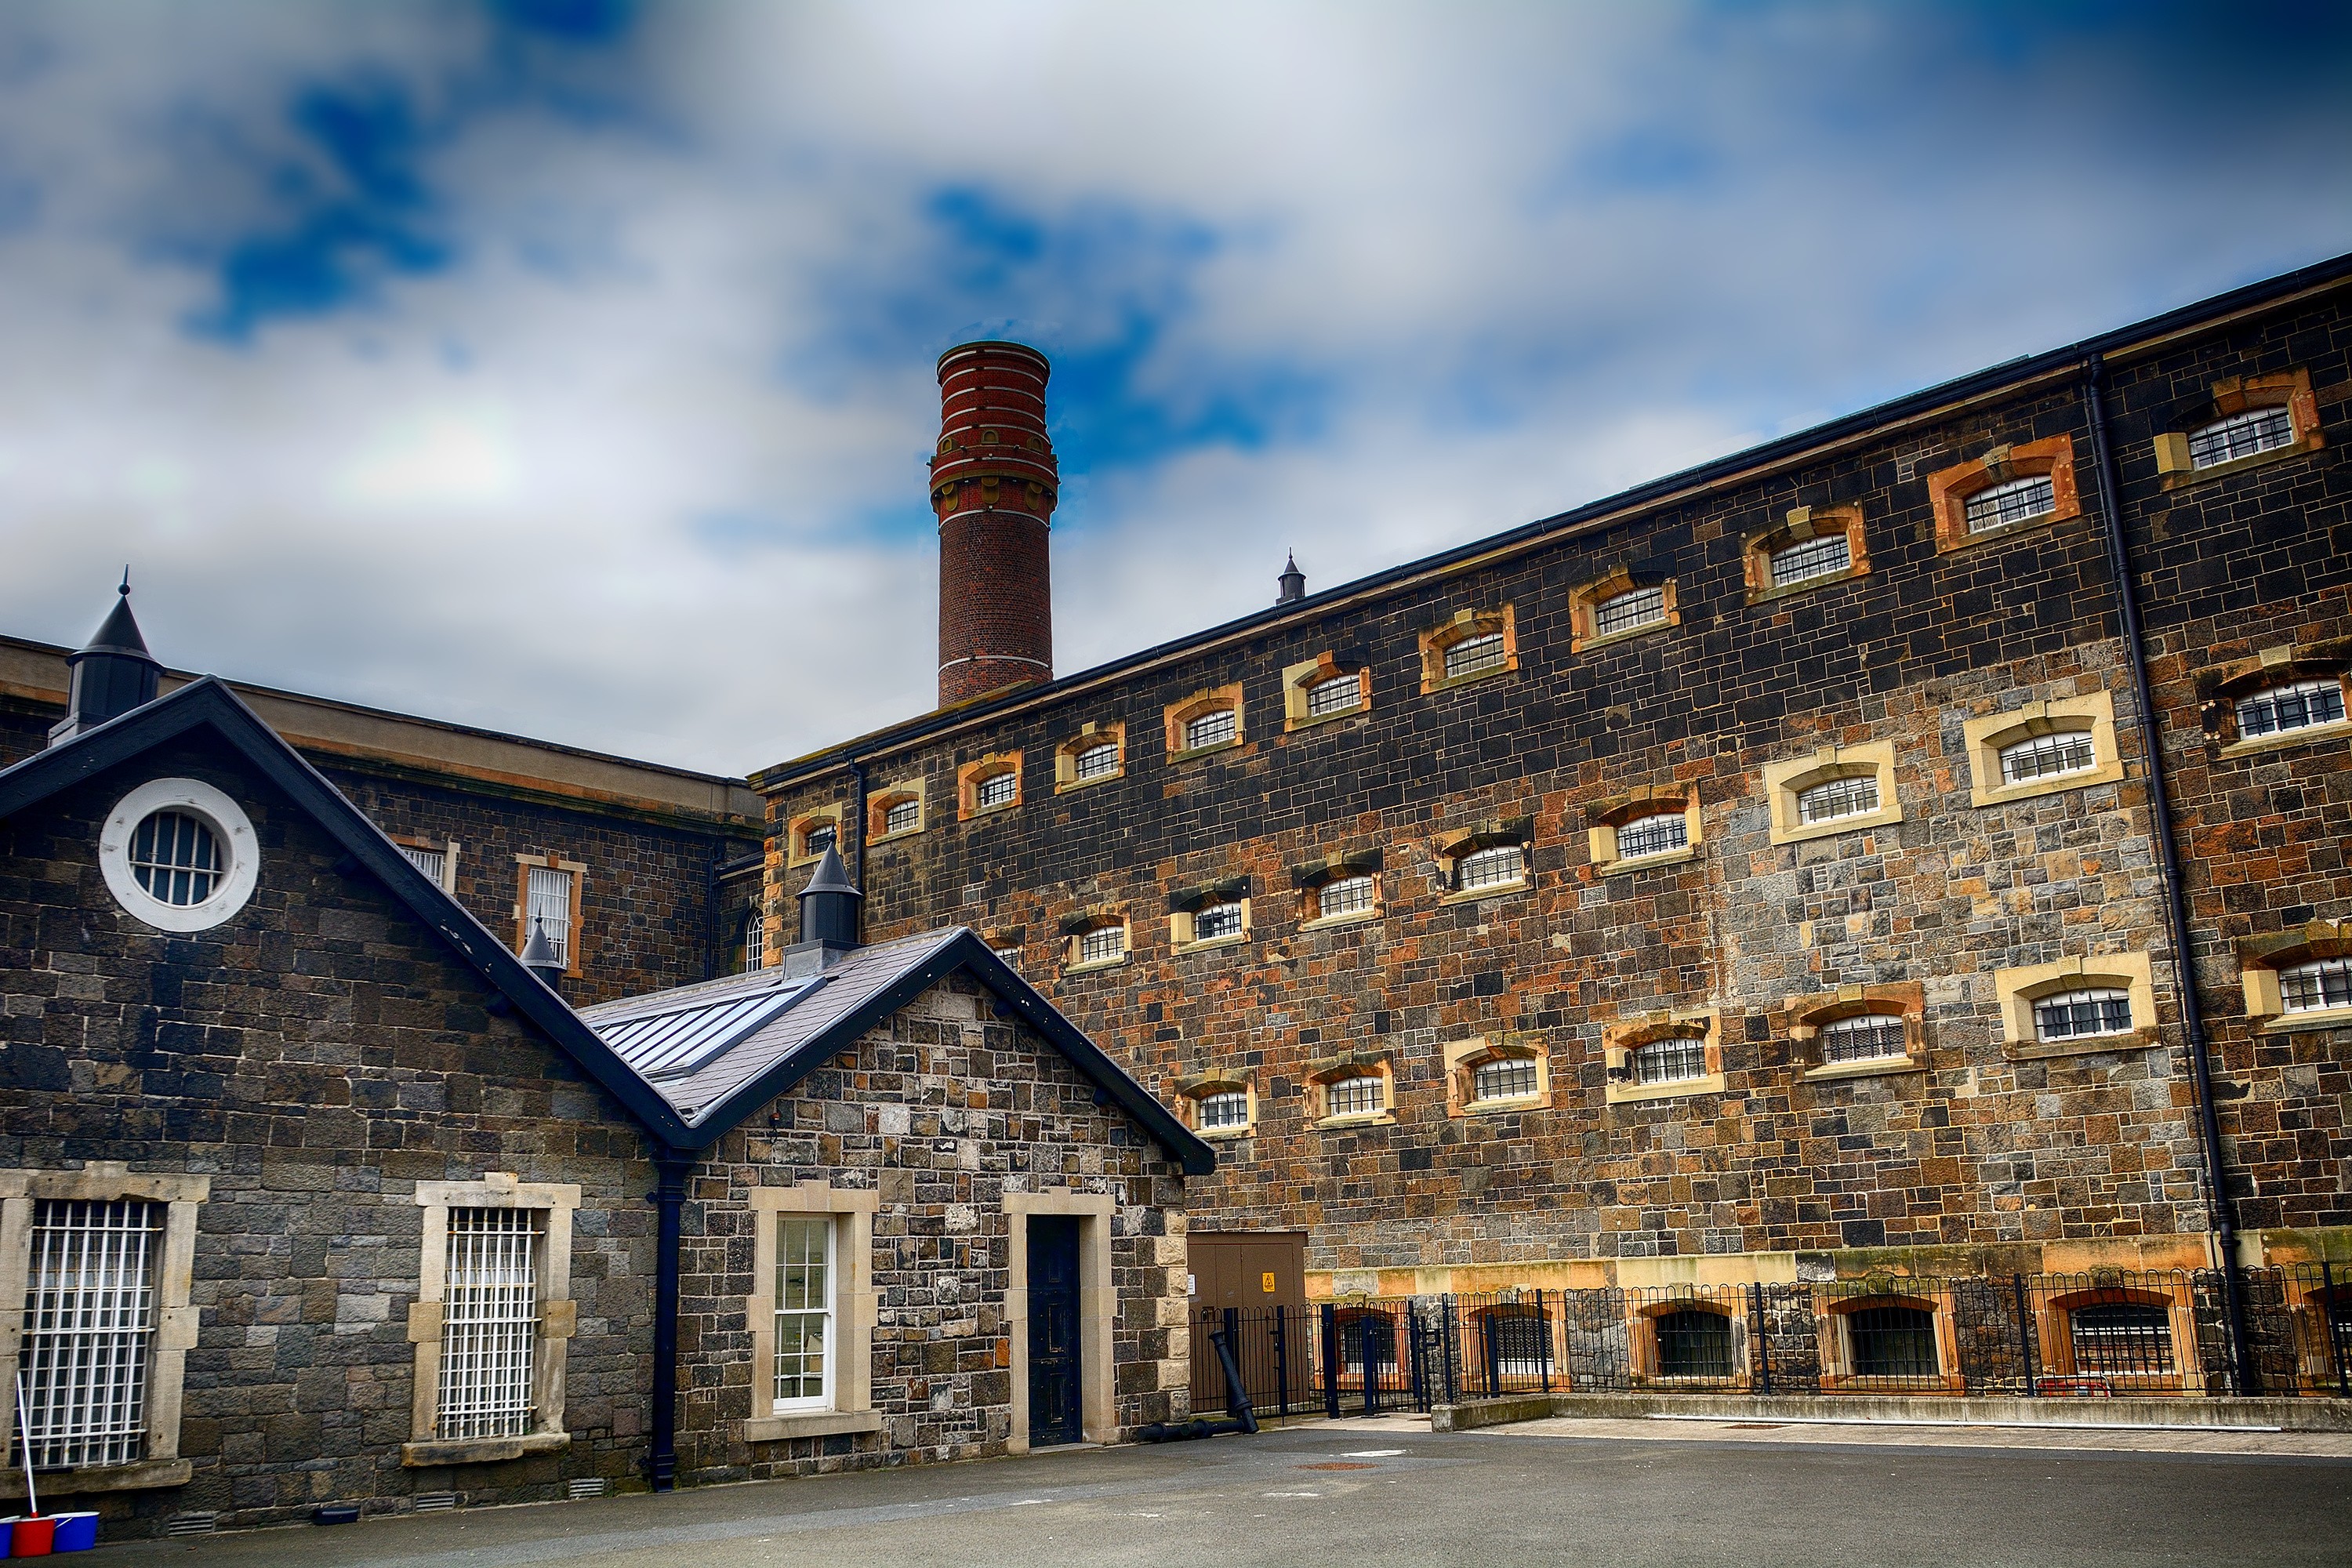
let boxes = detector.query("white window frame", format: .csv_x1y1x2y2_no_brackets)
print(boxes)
1323,1074,1386,1120
2236,679,2349,742
1453,843,1527,895
1195,1090,1252,1133
1766,533,1852,588
1964,474,2056,534
1183,708,1239,752
394,837,462,894
1305,674,1363,718
404,1175,578,1466
745,1184,880,1443
2032,987,2135,1044
744,911,767,972
1762,742,1902,846
1443,633,1508,681
1073,740,1121,781
770,1214,835,1414
975,770,1018,811
2280,958,2352,1016
2188,405,2298,470
1613,811,1689,862
883,797,922,835
1308,873,1377,926
1592,585,1668,639
1994,953,2156,1061
98,778,260,934
1819,1013,1909,1064
1471,1057,1539,1104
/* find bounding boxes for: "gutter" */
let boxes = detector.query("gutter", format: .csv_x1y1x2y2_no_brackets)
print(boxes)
2081,352,2256,1394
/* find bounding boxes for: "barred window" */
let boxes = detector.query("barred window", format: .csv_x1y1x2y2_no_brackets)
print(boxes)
992,945,1022,971
19,1200,160,1470
2069,1301,2174,1376
1472,1058,1538,1102
1197,1091,1250,1130
744,916,766,972
1592,586,1667,639
1306,675,1363,718
2281,958,2352,1014
2236,680,2347,739
2034,988,2133,1043
1847,1304,1938,1378
1455,844,1525,891
1998,731,2097,785
884,797,920,835
1192,902,1246,942
1316,874,1376,920
1631,1036,1708,1085
1073,740,1120,780
1653,1308,1733,1379
1076,924,1126,965
1614,811,1688,861
1796,775,1880,824
1325,1075,1384,1117
1964,474,2056,533
2189,405,2296,469
437,1208,542,1440
1184,708,1238,751
1820,1013,1907,1063
524,866,574,964
1443,633,1508,681
399,843,448,887
129,811,221,908
974,770,1018,810
803,822,836,857
1768,534,1851,587
773,1216,833,1410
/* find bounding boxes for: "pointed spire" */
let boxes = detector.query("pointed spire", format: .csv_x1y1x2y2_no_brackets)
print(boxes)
49,572,164,746
1276,551,1305,604
521,915,566,989
795,845,863,952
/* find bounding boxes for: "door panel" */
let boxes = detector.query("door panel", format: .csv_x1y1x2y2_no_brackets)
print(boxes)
1027,1218,1083,1446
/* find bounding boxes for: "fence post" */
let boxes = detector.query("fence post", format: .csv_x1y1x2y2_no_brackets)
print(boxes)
1539,1290,1553,1395
1750,1282,1772,1396
1221,1307,1241,1417
1362,1314,1381,1417
1408,1310,1428,1413
2013,1275,2037,1396
2328,1263,2349,1400
1321,1303,1341,1419
1272,1303,1291,1416
1443,1295,1461,1406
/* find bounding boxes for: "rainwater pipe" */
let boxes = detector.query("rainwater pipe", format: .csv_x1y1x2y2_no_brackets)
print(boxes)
647,1149,693,1491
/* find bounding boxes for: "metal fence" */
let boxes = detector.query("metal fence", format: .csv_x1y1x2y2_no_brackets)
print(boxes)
1188,1264,2352,1417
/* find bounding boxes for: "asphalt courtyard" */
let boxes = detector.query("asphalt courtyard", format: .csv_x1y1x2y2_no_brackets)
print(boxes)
104,1416,2352,1568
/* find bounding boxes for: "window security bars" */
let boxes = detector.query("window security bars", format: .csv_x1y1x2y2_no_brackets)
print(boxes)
2282,959,2352,1014
2034,989,2132,1044
1442,633,1507,681
129,811,221,907
1326,1076,1383,1116
1306,675,1363,718
744,917,765,971
974,771,1018,810
1847,1305,1938,1378
1768,534,1851,587
1316,875,1375,920
19,1200,160,1470
2237,679,2347,739
2190,405,2296,469
774,1216,832,1410
1455,844,1524,891
1964,474,2056,533
1614,812,1687,861
1073,741,1120,781
1184,709,1238,751
1796,774,1879,824
1076,925,1125,965
884,797,920,834
524,867,573,964
437,1208,542,1440
1192,902,1245,942
992,946,1022,971
803,822,836,857
2069,1301,2175,1377
1592,586,1666,639
1819,1014,1907,1063
1197,1091,1249,1130
1632,1036,1708,1085
1998,731,2096,785
1472,1058,1538,1103
1654,1308,1735,1379
399,844,447,887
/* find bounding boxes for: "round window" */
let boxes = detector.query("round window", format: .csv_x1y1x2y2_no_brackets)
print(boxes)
99,778,260,932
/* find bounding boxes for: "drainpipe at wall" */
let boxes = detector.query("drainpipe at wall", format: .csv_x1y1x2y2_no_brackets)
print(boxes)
2082,351,2255,1394
844,758,869,938
648,1149,694,1490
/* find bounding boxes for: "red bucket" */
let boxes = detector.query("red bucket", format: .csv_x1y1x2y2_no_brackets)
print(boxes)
9,1517,56,1558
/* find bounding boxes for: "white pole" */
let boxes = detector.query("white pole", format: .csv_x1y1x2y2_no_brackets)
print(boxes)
13,1370,36,1518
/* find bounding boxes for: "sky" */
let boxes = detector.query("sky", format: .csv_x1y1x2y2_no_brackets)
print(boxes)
2,2,2348,777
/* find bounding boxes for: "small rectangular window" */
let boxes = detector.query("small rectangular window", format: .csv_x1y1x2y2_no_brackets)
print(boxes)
20,1199,161,1470
1768,534,1850,587
1197,1091,1249,1130
1183,709,1238,750
992,945,1022,971
1316,874,1376,920
1796,775,1880,824
803,822,837,857
437,1208,542,1440
1613,812,1688,861
1443,633,1507,681
1964,474,2056,533
2033,989,2132,1043
1632,1036,1708,1084
975,771,1018,810
2279,960,2352,1014
1592,586,1667,639
1192,902,1245,942
1326,1076,1383,1116
1073,741,1121,780
2189,406,2296,469
1077,925,1126,964
884,798,921,835
1998,731,2097,785
1820,1014,1907,1063
1472,1058,1537,1102
774,1216,833,1411
1455,844,1525,891
525,866,574,964
2236,680,2347,739
1306,674,1363,717
400,844,448,887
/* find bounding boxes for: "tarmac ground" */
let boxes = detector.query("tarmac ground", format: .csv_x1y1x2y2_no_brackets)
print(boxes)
98,1414,2352,1568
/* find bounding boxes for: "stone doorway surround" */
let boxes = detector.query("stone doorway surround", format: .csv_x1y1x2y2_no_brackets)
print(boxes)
1002,1189,1115,1453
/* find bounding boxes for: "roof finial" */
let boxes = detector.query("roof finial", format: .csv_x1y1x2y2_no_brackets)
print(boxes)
120,566,132,597
1276,550,1306,605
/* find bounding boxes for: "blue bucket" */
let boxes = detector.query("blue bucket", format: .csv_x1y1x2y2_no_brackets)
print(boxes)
48,1516,96,1555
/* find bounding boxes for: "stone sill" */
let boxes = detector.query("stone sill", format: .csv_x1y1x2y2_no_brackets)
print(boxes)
1172,934,1249,957
1439,880,1529,907
1940,509,2063,553
1314,1112,1395,1131
1425,665,1514,697
1572,620,1671,655
1461,1094,1547,1117
1769,806,1902,848
1802,1057,1925,1083
868,826,924,846
2002,1028,2161,1062
2160,437,2321,492
1196,1123,1255,1142
1746,566,1867,607
1970,764,2126,811
1284,706,1367,734
2218,720,2352,761
1054,770,1123,795
1599,845,1697,875
1062,955,1131,977
743,1408,884,1443
2257,1008,2352,1036
1299,910,1379,935
0,1457,191,1498
401,1432,569,1468
1168,738,1243,765
1606,1074,1726,1105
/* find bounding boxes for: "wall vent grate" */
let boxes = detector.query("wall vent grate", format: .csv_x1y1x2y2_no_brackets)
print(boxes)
568,1477,609,1500
414,1492,462,1512
165,1513,218,1537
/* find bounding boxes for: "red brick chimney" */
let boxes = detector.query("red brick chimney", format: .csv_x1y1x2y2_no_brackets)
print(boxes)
931,341,1057,707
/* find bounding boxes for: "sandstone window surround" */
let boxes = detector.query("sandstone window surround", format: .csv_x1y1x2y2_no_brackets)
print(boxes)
742,1182,881,1444
403,1174,579,1468
1306,1052,1396,1128
1782,982,1926,1083
786,807,843,867
2198,641,2352,757
1759,741,1903,847
1568,568,1678,655
2238,921,2352,1035
1167,877,1252,954
2287,1273,2352,1393
1280,652,1370,731
1001,1189,1116,1454
1059,910,1131,975
1053,721,1127,793
2031,1283,2196,1395
1960,688,2127,809
1442,1034,1549,1118
1631,1296,1748,1388
1174,1073,1257,1140
391,833,463,894
1294,849,1384,931
1585,786,1702,874
1744,504,1871,605
1990,951,2159,1062
100,776,261,935
956,753,1024,820
866,783,925,844
2153,367,2325,490
1163,685,1246,763
1417,605,1518,695
1815,1289,1963,1394
1436,818,1533,904
1602,1011,1725,1105
1925,434,2081,554
0,1163,207,1499
512,852,586,976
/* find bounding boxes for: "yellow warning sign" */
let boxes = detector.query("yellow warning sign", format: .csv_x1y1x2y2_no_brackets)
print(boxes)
1261,1271,1277,1294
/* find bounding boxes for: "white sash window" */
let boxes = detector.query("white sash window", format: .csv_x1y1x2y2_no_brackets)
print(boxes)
437,1208,543,1440
20,1200,160,1470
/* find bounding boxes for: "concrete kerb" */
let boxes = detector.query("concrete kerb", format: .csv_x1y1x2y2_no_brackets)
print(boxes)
1432,1392,2352,1434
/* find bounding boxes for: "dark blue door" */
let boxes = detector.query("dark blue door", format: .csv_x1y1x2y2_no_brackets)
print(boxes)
1028,1218,1083,1446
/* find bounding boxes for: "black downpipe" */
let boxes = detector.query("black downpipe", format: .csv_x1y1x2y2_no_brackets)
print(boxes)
648,1150,693,1490
845,758,869,934
1137,1327,1257,1442
2082,353,2254,1394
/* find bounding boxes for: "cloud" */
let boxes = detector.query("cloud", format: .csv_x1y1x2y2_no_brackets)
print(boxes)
0,0,2347,775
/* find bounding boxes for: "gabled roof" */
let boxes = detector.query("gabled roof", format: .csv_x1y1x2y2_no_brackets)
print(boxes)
578,930,1218,1173
0,677,699,1147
